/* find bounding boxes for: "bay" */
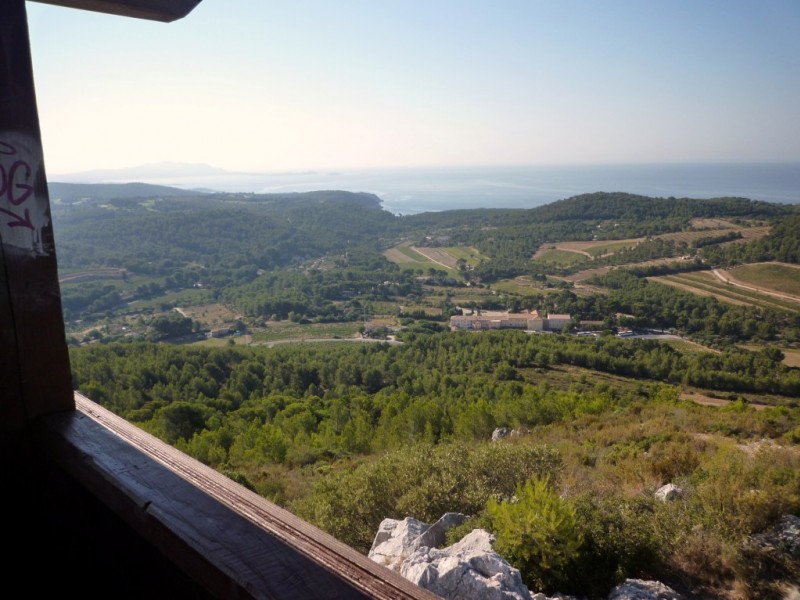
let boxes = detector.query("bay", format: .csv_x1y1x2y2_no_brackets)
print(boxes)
71,162,800,216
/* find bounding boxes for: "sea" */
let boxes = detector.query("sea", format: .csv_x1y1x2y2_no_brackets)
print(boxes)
81,163,800,216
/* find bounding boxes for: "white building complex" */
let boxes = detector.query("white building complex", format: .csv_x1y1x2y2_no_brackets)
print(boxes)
449,309,571,332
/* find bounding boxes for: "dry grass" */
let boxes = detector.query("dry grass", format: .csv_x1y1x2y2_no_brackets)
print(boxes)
690,218,740,229
178,303,241,329
680,391,769,411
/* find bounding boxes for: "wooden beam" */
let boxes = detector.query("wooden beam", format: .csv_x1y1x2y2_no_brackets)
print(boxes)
34,393,438,600
0,0,73,452
30,0,202,22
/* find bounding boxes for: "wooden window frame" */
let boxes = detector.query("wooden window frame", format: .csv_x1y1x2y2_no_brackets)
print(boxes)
1,2,434,597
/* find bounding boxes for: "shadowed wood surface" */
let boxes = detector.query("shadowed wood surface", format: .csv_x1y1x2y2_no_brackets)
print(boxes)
34,393,438,599
1,0,74,448
31,0,202,22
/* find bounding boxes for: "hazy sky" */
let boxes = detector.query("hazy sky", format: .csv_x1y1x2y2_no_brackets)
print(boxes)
26,0,800,175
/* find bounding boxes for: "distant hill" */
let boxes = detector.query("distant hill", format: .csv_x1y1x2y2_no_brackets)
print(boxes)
51,161,231,183
52,189,393,275
49,182,205,201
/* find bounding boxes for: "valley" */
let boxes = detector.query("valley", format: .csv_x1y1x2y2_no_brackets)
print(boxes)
54,184,800,599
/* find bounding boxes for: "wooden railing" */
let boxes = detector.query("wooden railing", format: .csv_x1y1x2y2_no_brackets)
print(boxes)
33,393,437,600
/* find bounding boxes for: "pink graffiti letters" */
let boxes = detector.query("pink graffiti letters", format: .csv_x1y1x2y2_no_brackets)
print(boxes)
0,141,35,230
1,160,35,205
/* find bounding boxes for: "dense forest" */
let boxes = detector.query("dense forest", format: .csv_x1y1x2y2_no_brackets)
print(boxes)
58,185,800,598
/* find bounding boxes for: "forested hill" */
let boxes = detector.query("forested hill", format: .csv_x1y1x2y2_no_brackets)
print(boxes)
53,189,393,275
403,192,792,230
237,190,382,210
49,181,203,201
399,193,798,281
51,185,798,283
529,192,788,221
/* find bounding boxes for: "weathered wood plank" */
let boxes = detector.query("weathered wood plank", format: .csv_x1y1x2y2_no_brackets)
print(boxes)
35,394,438,600
30,0,202,22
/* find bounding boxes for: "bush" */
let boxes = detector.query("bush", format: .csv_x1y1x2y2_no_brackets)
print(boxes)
569,494,659,598
293,441,562,553
487,476,582,593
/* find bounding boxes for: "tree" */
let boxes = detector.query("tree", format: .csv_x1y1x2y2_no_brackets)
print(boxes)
487,476,582,592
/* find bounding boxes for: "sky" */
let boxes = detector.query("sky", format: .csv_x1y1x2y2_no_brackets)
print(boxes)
25,0,800,176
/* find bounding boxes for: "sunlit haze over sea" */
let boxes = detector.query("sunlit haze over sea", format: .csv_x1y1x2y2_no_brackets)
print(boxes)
58,163,800,216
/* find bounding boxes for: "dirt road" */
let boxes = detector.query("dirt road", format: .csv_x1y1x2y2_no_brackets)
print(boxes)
711,268,800,304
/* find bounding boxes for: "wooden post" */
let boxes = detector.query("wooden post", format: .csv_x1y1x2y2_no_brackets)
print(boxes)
0,0,74,458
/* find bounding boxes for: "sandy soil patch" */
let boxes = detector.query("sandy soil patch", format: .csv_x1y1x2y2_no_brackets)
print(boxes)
681,391,769,411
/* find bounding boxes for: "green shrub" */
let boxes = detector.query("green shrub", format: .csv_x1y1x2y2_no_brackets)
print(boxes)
487,476,582,593
569,494,660,598
293,441,562,552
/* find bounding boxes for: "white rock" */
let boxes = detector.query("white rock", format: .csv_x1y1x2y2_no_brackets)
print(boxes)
750,514,800,559
654,483,683,502
492,427,512,441
400,529,533,600
369,514,535,600
368,516,430,570
608,578,683,600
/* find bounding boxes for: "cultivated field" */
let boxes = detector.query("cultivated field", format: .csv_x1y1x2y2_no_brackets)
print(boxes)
384,243,482,275
249,321,362,344
656,225,771,245
383,242,438,272
411,246,460,269
532,247,589,266
652,271,800,313
689,218,742,229
540,239,644,258
531,223,769,270
722,262,800,297
176,303,241,330
59,268,128,284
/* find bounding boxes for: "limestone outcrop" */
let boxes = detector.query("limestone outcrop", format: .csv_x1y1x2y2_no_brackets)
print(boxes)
750,514,800,560
608,579,683,600
368,514,685,600
654,483,683,502
369,514,533,600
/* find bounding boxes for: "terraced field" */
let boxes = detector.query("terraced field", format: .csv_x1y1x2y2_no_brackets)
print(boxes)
652,271,800,313
532,247,590,266
411,247,460,269
383,243,437,271
533,239,643,260
59,268,128,284
656,225,771,245
723,262,800,296
384,243,482,275
547,239,644,258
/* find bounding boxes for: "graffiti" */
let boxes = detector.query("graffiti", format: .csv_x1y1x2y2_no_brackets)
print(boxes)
0,157,35,229
0,135,49,254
